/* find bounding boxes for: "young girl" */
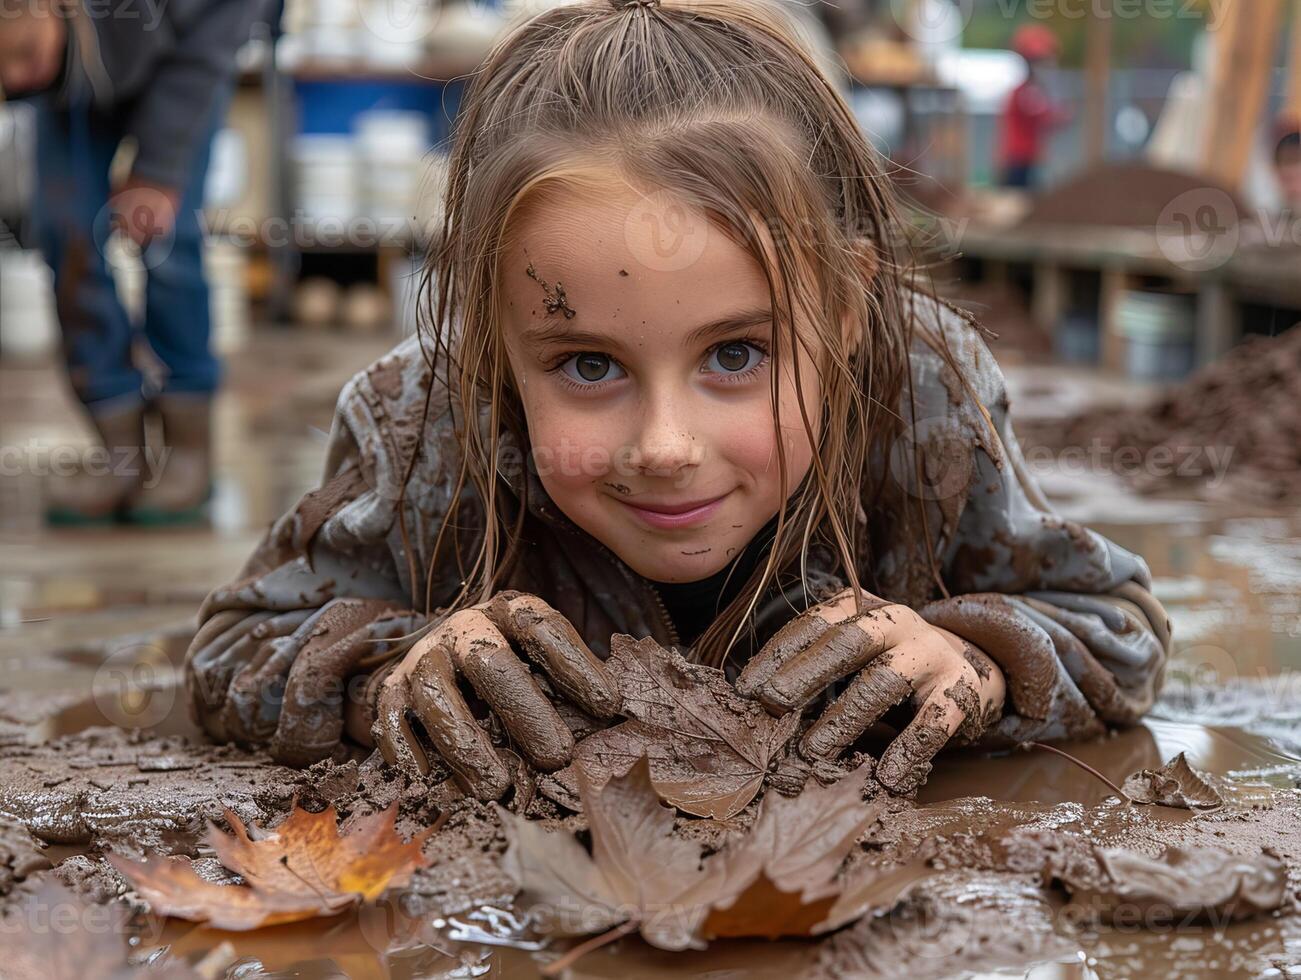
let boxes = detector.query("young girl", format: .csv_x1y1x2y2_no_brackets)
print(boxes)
186,0,1170,800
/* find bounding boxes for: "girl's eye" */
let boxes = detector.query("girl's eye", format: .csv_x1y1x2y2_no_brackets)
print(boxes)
706,341,767,377
560,352,625,386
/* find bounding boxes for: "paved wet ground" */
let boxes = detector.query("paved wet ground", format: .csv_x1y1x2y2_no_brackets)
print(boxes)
2,333,1299,978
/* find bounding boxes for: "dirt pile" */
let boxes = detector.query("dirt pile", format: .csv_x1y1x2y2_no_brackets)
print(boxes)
1020,163,1248,230
1024,324,1301,502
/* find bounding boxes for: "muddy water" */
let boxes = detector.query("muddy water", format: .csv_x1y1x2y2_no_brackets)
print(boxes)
3,347,1301,978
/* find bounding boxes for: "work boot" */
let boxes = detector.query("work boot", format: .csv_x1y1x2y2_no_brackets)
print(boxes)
125,393,214,525
45,400,147,525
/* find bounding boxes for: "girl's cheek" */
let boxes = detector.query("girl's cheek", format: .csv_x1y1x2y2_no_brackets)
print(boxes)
521,394,625,492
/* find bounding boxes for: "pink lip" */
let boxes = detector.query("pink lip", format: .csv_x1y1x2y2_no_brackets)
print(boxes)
618,491,731,530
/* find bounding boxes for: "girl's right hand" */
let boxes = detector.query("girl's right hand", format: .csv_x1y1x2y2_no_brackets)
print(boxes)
367,590,621,800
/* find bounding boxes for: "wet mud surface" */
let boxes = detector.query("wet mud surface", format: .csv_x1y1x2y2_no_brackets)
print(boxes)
3,337,1301,977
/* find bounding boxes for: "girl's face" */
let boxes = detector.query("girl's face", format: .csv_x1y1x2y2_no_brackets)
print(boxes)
500,177,824,584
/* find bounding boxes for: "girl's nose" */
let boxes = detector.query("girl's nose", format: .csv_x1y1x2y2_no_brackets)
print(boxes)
629,400,701,479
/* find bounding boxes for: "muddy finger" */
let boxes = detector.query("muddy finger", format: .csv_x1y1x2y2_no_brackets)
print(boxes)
483,594,619,718
270,599,402,767
373,654,431,774
448,611,575,771
799,654,913,759
919,595,1059,721
753,613,893,713
223,607,340,745
736,588,885,696
875,682,970,796
406,632,511,800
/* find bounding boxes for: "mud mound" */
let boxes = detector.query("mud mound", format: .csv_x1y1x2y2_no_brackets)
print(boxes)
1027,324,1301,502
1021,163,1248,230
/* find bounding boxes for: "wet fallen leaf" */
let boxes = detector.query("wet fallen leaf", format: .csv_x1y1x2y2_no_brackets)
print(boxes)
110,803,434,931
501,755,920,971
500,757,715,952
543,636,801,819
1121,751,1223,809
693,765,888,940
1061,844,1287,923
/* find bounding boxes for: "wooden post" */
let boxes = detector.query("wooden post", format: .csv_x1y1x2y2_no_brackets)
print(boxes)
1032,261,1067,336
1099,264,1130,374
1084,0,1113,166
1195,279,1237,366
1288,0,1301,117
1202,0,1287,189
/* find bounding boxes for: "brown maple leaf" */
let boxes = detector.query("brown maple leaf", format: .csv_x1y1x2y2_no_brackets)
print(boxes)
110,803,434,931
543,636,801,819
501,755,924,972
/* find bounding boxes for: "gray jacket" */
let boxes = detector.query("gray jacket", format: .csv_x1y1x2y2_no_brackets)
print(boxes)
57,0,262,187
186,293,1171,768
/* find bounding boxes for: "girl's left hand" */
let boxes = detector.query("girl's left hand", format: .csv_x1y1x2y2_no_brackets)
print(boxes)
736,588,1006,795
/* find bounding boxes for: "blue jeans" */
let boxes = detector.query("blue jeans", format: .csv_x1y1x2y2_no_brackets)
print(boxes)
32,93,228,411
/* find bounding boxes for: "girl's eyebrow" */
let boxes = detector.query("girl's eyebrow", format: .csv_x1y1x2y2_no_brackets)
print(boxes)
521,307,772,352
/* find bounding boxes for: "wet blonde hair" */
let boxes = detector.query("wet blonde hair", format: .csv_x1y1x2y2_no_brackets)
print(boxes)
410,0,936,669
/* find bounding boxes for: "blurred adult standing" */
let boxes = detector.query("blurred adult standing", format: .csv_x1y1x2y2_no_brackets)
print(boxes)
0,0,261,524
997,23,1070,189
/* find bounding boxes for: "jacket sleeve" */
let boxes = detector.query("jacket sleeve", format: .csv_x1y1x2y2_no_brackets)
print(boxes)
185,337,473,765
61,0,261,189
897,296,1171,743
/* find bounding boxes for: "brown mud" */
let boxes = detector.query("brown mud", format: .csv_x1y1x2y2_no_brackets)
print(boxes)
4,339,1301,977
2,684,1299,977
1021,324,1301,503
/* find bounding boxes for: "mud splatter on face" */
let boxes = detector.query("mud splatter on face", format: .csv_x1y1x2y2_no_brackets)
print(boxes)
525,262,577,319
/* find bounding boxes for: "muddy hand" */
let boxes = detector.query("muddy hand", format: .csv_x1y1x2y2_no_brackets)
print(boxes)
371,591,620,800
737,588,1006,796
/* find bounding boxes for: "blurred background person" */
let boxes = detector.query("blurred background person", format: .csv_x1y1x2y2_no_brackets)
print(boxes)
1272,116,1301,213
996,22,1070,189
0,0,262,525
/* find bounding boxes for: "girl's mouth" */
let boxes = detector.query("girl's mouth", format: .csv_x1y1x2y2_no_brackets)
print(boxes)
617,491,732,530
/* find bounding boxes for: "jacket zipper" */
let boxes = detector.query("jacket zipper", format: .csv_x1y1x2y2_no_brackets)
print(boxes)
547,511,681,650
646,583,681,651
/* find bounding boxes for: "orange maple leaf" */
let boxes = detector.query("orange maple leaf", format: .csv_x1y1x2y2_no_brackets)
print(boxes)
110,803,434,931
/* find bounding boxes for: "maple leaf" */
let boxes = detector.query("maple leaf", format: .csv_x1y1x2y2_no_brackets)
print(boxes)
500,757,716,952
679,762,903,941
109,803,434,931
544,636,801,819
501,755,925,972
